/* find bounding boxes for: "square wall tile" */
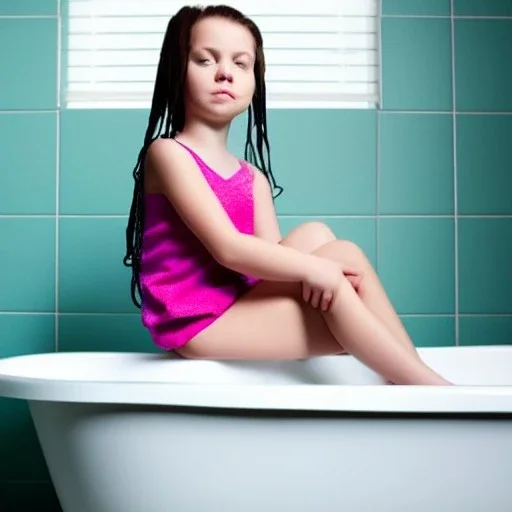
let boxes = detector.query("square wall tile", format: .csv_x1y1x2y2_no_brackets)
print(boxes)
379,113,454,215
0,18,57,110
59,218,137,313
0,314,55,482
60,109,150,214
0,314,55,357
456,115,512,215
455,20,512,112
383,0,450,16
264,110,377,215
458,219,512,314
59,314,157,353
381,18,452,111
0,0,57,15
278,217,377,267
0,113,56,214
0,219,55,311
454,0,512,16
378,218,455,314
400,316,455,347
459,316,512,346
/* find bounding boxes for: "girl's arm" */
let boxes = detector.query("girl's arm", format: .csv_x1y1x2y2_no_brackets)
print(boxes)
247,162,282,244
147,138,323,283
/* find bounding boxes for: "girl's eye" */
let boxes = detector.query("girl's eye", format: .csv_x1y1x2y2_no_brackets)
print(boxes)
236,62,247,69
197,58,210,65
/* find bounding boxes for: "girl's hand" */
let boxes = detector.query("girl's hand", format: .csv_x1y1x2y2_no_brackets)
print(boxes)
301,259,343,312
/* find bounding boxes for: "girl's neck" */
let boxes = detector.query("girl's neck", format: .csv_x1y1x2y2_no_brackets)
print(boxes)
177,120,231,152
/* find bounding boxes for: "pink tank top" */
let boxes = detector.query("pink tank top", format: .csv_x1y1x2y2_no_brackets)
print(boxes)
140,139,260,351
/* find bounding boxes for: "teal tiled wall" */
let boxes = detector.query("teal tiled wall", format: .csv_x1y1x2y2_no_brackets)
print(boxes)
1,1,512,509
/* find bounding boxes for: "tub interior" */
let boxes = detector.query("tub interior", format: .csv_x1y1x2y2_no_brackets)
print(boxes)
0,345,511,386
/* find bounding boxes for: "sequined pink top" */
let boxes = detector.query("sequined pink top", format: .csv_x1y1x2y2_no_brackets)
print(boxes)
140,139,260,351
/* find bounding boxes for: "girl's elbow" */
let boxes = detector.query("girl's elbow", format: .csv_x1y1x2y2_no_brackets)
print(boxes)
212,233,244,268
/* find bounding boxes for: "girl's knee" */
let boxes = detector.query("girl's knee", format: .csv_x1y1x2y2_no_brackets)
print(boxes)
301,221,336,244
281,221,336,252
334,240,370,266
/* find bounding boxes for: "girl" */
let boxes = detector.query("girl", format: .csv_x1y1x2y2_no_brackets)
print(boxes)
123,4,452,386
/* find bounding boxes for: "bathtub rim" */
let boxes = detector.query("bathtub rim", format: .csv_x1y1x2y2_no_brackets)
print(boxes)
2,377,511,412
1,346,512,413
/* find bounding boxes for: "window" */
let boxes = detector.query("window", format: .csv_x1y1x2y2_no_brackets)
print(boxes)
66,0,379,109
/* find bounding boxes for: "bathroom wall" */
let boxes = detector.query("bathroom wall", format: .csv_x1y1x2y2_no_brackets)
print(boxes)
1,0,511,509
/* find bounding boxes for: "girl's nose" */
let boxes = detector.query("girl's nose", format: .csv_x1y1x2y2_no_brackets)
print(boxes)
215,67,233,83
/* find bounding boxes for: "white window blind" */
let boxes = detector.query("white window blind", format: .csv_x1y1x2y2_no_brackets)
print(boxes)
66,0,380,109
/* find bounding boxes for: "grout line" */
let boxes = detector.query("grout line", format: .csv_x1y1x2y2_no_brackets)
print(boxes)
456,111,512,115
376,112,381,273
1,110,511,116
55,0,62,352
450,0,460,347
1,214,511,220
60,214,129,218
0,15,58,19
282,214,449,218
0,312,54,315
453,15,512,19
380,14,512,19
375,0,382,273
0,312,139,316
0,110,58,114
0,312,140,317
381,14,449,19
400,314,512,318
0,215,56,218
378,110,512,115
459,314,512,318
0,310,510,318
247,213,505,219
381,110,452,115
58,312,140,316
399,314,454,318
1,109,512,115
1,14,506,20
1,214,512,219
458,215,512,218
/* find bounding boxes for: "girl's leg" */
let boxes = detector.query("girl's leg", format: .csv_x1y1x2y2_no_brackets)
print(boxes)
279,223,420,360
177,262,451,386
313,240,421,359
321,273,451,385
277,221,337,253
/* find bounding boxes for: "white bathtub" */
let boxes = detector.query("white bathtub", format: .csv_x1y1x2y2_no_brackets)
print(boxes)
0,345,511,512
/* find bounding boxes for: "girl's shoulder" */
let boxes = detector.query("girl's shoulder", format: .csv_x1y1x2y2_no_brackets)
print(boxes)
240,160,261,176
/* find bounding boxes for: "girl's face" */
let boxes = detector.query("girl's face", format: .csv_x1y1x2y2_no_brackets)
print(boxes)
184,16,257,124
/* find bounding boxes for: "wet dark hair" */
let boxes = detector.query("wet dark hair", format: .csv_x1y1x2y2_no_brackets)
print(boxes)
123,4,283,308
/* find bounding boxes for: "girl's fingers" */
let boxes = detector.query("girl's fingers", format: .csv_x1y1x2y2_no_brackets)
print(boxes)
310,289,322,309
302,283,311,303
